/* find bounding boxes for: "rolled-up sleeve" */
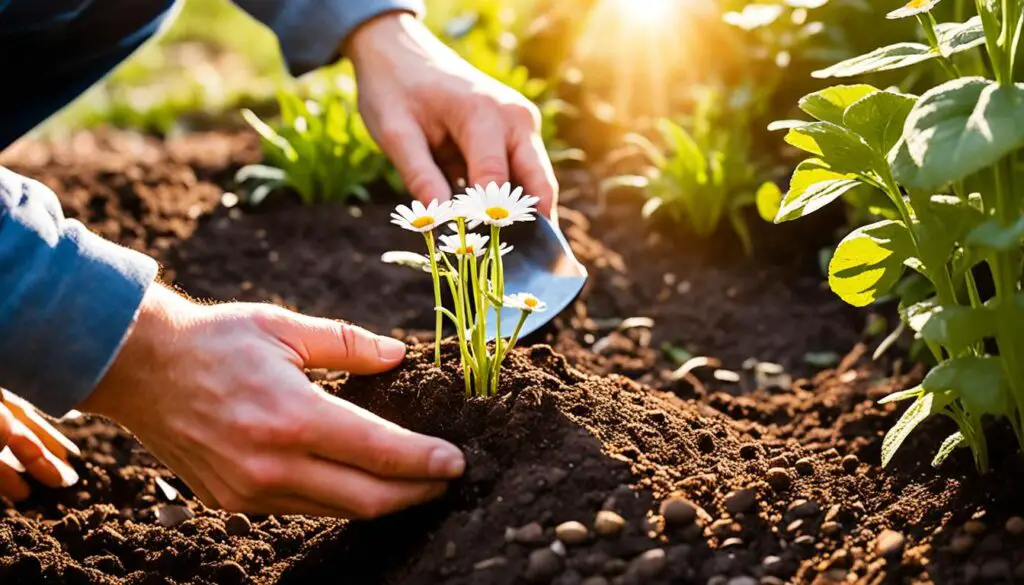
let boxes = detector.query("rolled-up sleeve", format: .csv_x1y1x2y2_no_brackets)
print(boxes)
232,0,426,76
0,167,157,417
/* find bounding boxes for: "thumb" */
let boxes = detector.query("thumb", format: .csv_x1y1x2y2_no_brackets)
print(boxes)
262,310,407,374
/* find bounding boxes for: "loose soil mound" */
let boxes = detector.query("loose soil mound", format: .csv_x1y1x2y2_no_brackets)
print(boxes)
0,130,1022,585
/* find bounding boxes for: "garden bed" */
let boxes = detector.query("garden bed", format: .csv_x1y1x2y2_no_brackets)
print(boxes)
2,130,1023,584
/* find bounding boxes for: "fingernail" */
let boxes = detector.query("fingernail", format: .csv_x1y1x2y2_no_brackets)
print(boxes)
429,445,465,478
377,337,407,362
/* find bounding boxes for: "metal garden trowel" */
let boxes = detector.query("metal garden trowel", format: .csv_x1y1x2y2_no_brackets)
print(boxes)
484,216,588,341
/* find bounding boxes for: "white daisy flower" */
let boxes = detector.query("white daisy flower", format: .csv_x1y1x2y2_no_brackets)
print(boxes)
438,233,514,257
390,199,454,233
886,0,940,19
454,182,539,228
503,293,547,313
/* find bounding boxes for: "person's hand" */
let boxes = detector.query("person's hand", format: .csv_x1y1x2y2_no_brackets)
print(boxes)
347,12,559,218
0,390,80,502
80,284,465,518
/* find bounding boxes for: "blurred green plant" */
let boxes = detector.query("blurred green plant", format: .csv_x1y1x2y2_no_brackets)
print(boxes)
236,77,400,205
603,86,781,254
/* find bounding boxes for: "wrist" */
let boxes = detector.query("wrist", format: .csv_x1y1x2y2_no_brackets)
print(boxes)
80,284,193,420
346,11,431,71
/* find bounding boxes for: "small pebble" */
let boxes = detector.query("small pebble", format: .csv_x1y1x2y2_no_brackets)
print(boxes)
766,468,791,491
707,577,728,585
660,497,698,526
711,518,739,537
762,556,784,575
212,561,247,585
789,500,821,518
794,535,816,547
697,432,716,453
722,537,744,548
841,454,859,474
224,513,251,537
761,577,785,585
525,549,563,583
594,511,625,537
740,444,760,460
768,455,788,468
875,529,905,559
824,504,842,523
631,549,666,579
555,521,589,545
474,556,508,571
724,489,757,515
581,578,609,585
964,520,986,536
514,522,547,545
727,577,758,585
821,521,841,536
1007,516,1024,535
550,540,567,557
445,541,457,559
603,558,628,575
795,458,814,476
981,558,1010,580
786,519,804,534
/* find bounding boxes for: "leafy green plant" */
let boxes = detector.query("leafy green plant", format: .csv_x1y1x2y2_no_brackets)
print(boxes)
236,79,399,205
606,86,781,254
769,0,1024,472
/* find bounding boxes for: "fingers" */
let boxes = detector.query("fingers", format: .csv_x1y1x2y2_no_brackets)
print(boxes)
0,452,30,502
509,130,559,218
2,391,80,461
261,311,407,374
375,116,452,204
307,391,465,480
287,455,448,518
452,108,510,187
1,404,78,489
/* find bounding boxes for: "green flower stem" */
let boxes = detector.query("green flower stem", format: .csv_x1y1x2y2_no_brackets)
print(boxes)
490,226,506,396
1001,0,1021,82
978,0,1006,82
446,260,474,396
918,13,962,79
425,232,443,366
503,310,530,361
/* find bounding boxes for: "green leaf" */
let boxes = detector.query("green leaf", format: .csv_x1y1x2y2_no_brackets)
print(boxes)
768,119,809,132
812,42,934,79
965,216,1024,250
777,177,862,222
920,304,995,354
878,385,924,404
843,90,918,155
923,356,1008,415
829,220,915,307
896,77,1024,190
784,122,881,176
235,164,287,184
799,85,879,125
936,16,986,57
882,390,952,466
901,297,940,332
755,181,783,222
600,175,651,195
381,251,433,273
932,431,966,467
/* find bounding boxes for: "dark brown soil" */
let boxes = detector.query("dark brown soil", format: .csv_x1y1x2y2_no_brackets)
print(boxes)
0,130,1021,584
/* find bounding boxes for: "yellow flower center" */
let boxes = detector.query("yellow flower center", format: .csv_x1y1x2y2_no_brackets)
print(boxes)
486,207,510,221
524,297,538,308
411,216,435,229
906,0,928,7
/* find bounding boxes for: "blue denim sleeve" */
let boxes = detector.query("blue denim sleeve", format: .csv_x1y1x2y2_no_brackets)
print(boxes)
0,167,158,417
231,0,426,76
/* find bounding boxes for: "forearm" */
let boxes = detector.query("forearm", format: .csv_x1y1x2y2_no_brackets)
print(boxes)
0,167,157,417
230,0,425,76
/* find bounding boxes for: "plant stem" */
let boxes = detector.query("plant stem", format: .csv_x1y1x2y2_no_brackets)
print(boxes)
504,311,530,359
425,232,443,367
918,13,963,79
490,226,505,397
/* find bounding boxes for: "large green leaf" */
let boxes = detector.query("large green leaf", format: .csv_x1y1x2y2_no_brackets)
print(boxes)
799,85,879,125
812,43,934,79
936,16,986,57
829,220,915,307
965,216,1024,250
920,304,995,355
784,122,882,176
923,356,1009,415
843,90,918,155
932,431,966,467
896,77,1024,190
755,181,784,222
882,389,953,466
776,159,863,222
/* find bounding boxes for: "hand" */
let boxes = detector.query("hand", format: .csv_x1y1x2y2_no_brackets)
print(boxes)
348,12,559,218
81,284,465,518
0,390,80,502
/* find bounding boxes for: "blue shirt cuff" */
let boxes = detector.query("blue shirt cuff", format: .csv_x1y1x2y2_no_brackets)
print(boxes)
0,170,158,417
263,0,425,76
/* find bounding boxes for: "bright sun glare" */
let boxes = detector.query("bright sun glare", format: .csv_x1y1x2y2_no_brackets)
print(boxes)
605,0,679,25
